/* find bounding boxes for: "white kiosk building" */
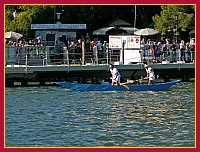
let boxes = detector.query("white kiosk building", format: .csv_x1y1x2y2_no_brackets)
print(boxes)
31,23,86,46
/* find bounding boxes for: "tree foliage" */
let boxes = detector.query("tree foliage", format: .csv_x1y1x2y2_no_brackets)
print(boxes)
7,5,184,39
5,5,47,38
152,5,195,34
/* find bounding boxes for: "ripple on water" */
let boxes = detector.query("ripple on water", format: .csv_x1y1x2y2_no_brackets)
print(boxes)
5,82,195,147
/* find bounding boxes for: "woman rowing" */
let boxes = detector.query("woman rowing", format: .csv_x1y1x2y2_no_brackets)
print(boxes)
109,64,121,86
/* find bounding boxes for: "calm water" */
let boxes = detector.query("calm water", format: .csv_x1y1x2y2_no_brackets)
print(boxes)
5,82,195,147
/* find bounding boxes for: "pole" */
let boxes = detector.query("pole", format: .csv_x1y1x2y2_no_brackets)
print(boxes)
106,43,109,65
25,54,27,74
176,25,177,44
134,5,136,34
45,46,48,65
82,41,85,65
54,6,56,24
106,48,108,65
14,18,16,32
122,40,125,64
13,10,18,32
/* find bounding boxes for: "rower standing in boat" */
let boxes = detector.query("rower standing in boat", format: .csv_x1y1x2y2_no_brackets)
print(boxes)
144,64,155,85
109,64,121,86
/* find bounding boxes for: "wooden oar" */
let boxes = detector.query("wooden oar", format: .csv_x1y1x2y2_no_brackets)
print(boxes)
120,77,151,90
120,80,136,85
110,77,130,90
120,83,130,90
120,78,143,85
120,77,149,86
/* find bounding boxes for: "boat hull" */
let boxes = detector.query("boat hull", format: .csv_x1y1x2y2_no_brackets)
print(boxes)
54,80,180,91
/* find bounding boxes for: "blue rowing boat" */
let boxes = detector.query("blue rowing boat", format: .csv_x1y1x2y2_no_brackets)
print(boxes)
54,80,180,91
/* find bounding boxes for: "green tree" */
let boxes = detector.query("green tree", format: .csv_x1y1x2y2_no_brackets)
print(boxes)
5,5,49,38
152,5,195,34
5,6,16,32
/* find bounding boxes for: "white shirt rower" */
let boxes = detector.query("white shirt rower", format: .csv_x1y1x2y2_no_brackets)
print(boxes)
109,64,121,85
144,64,155,85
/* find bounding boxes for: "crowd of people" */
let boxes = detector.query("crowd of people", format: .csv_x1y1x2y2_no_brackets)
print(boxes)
64,34,196,64
6,37,43,47
6,33,195,64
65,36,108,63
140,37,195,63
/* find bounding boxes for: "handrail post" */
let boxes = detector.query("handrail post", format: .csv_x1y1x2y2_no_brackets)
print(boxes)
25,54,27,74
45,46,48,65
106,47,109,65
67,49,69,65
82,41,85,65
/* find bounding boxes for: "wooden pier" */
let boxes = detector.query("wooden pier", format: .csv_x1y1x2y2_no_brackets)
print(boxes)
5,63,195,87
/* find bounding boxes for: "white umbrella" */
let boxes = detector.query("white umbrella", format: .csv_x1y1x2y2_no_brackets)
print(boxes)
134,28,159,36
120,27,139,34
5,31,23,40
93,27,139,35
93,27,114,35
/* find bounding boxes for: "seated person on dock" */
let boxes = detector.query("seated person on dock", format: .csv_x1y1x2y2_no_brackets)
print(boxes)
109,64,121,86
144,64,155,85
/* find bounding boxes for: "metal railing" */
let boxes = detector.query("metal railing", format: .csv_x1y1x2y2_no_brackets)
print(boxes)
5,44,195,66
140,44,195,63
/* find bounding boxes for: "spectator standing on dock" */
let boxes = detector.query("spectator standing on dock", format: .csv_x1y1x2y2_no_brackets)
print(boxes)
85,33,90,41
152,41,157,62
76,39,82,60
97,40,103,59
157,42,162,62
85,38,91,61
146,39,152,60
165,39,170,50
91,41,96,63
37,38,41,46
189,37,195,62
189,37,194,47
162,43,168,61
102,41,107,59
170,41,177,62
70,40,76,63
141,38,146,59
141,38,145,48
180,40,185,61
185,42,191,62
109,64,121,86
